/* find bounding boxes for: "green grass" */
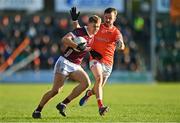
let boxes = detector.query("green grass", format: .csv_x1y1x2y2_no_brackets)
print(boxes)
0,83,180,122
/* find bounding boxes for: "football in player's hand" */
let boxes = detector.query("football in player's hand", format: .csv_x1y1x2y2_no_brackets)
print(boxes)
73,37,87,52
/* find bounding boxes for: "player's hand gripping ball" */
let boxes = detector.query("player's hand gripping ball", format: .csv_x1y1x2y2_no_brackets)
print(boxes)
73,37,87,52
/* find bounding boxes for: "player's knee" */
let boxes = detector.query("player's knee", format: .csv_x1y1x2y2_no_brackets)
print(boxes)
85,81,91,89
82,79,91,89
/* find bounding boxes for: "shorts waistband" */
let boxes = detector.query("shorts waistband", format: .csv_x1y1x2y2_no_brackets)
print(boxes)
59,56,79,67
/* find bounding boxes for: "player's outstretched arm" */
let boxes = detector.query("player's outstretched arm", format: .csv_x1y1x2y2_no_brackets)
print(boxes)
70,7,81,29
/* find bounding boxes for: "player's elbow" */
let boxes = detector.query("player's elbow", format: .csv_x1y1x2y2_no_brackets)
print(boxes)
117,43,125,51
61,37,68,45
62,37,76,48
121,43,125,50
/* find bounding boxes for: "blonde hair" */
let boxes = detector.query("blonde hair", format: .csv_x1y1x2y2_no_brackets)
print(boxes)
88,15,101,23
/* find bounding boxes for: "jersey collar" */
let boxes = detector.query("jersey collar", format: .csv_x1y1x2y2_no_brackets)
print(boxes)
84,26,93,38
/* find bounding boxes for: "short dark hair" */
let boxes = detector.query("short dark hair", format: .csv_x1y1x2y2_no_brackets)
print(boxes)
104,7,117,16
88,15,101,23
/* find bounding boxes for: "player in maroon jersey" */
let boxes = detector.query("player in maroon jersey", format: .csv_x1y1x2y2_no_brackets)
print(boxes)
32,15,101,118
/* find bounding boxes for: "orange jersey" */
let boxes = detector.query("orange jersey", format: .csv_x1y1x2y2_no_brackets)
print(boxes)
91,23,123,66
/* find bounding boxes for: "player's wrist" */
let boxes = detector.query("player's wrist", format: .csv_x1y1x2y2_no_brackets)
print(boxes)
72,20,78,22
71,15,78,21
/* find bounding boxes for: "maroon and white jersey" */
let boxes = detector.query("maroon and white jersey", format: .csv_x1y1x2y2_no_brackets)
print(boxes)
62,26,94,65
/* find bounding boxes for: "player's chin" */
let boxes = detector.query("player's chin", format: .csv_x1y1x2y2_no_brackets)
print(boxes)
94,31,98,35
105,22,111,26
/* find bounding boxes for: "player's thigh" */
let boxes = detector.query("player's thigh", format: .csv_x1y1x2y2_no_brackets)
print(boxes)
52,73,67,91
69,68,90,85
90,60,103,81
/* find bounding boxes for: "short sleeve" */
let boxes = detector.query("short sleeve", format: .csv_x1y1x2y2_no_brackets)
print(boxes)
115,29,123,42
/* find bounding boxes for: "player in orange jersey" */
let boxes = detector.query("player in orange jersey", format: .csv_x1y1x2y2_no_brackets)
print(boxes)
70,7,125,116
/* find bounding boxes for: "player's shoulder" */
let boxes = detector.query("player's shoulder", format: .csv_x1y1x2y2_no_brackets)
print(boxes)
72,26,87,37
73,26,86,33
113,25,121,32
113,26,122,35
101,23,120,32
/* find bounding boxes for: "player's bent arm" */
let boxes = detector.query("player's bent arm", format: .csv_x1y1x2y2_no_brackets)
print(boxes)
62,33,77,49
115,30,125,50
116,39,125,50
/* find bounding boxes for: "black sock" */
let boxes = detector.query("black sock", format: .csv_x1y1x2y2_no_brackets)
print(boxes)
35,105,43,112
62,98,71,105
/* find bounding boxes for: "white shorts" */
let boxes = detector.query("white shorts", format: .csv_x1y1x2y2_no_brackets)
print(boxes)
54,56,82,76
89,59,112,78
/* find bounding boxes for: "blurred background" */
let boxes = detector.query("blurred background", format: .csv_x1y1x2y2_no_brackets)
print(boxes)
0,0,179,83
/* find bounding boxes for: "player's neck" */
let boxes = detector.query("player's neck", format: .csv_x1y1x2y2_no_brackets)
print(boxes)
86,27,94,37
104,23,114,29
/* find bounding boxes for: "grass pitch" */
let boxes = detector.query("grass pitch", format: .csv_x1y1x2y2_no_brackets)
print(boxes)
0,83,180,122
